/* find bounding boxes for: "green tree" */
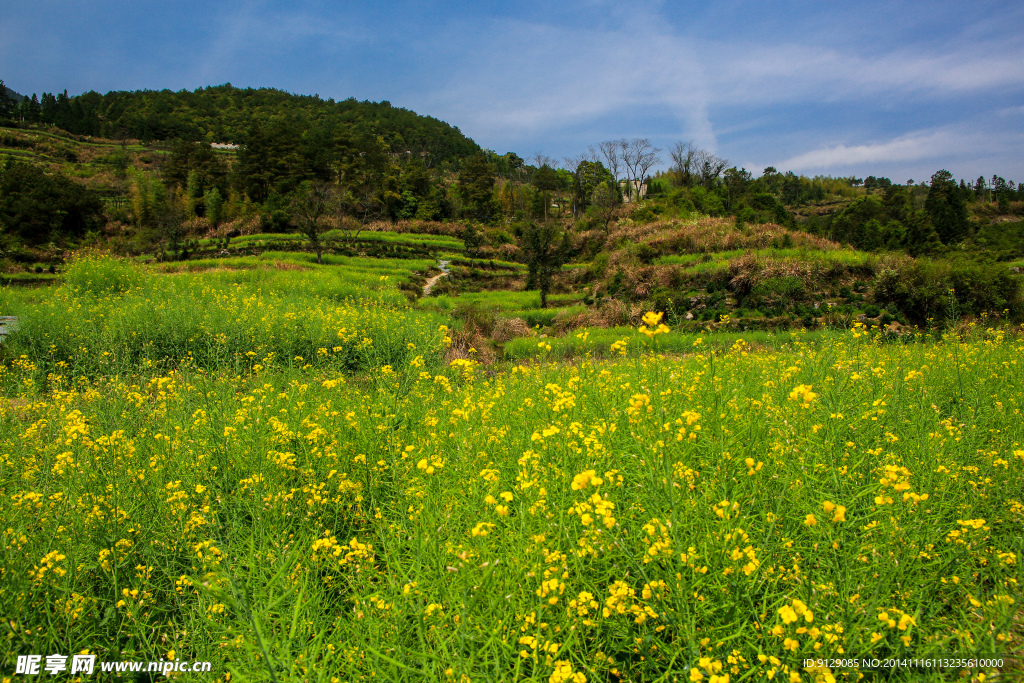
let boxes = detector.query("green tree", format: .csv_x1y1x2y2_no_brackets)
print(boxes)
831,196,886,249
532,164,560,221
458,154,497,223
571,160,613,216
0,160,105,245
204,187,224,228
235,120,307,203
521,221,572,308
0,80,11,121
157,189,189,258
902,211,943,256
290,181,335,264
722,167,752,212
925,170,968,245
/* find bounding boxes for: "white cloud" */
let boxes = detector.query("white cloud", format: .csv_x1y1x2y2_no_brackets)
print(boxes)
777,127,1001,171
704,35,1024,106
415,15,720,151
411,3,1024,162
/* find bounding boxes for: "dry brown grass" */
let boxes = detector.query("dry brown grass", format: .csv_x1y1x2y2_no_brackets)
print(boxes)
491,317,533,343
616,218,844,254
443,329,496,365
549,300,647,332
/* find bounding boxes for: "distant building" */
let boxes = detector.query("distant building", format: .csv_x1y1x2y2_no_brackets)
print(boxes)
211,143,239,150
620,179,647,203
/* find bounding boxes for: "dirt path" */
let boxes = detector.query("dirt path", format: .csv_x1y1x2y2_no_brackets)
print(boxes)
422,260,450,296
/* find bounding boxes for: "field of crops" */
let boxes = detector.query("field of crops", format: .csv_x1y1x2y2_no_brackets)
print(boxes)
1,257,1022,682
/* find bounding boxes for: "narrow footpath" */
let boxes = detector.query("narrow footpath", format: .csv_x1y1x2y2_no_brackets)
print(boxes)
422,260,450,296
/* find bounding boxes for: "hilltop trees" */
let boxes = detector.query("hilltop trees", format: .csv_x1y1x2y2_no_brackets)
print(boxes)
571,160,614,216
0,80,12,121
532,164,561,221
458,154,497,223
621,138,661,201
925,169,968,245
6,85,482,164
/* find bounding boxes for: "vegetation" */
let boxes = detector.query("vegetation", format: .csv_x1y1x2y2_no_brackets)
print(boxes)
0,81,1022,680
1,258,1022,680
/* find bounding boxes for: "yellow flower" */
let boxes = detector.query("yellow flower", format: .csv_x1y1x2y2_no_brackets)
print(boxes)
642,311,664,327
805,514,817,526
639,312,669,338
822,501,835,513
789,384,818,406
832,506,846,523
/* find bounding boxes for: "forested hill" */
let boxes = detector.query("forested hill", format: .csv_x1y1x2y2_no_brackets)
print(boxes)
4,84,481,166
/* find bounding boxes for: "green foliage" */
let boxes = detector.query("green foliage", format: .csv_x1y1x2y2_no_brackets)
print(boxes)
458,154,497,223
571,160,613,215
204,187,224,227
926,170,969,245
0,159,104,244
15,85,480,165
683,186,726,216
973,220,1024,258
742,192,794,226
629,203,663,224
522,222,572,308
871,257,1020,324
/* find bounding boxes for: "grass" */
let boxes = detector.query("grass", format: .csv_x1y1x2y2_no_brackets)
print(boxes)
0,254,447,378
205,231,465,253
419,290,583,313
149,250,436,287
0,255,1022,682
654,248,874,271
502,325,850,361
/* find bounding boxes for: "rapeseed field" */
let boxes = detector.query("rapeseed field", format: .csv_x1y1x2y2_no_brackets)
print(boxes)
1,258,1021,682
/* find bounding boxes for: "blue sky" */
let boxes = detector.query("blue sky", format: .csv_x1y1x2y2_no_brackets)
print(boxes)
2,0,1022,182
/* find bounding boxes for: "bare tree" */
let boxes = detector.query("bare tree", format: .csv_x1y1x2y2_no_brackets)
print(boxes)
621,138,661,202
562,154,585,175
593,140,624,187
669,140,698,187
532,152,554,170
591,181,620,234
696,149,729,190
562,154,587,216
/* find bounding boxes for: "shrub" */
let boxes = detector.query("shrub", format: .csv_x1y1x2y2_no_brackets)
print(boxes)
871,258,1021,324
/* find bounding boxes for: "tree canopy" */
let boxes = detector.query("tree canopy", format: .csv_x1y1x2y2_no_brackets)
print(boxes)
0,159,104,245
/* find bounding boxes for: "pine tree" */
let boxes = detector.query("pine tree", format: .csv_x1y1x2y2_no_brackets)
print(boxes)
925,170,968,245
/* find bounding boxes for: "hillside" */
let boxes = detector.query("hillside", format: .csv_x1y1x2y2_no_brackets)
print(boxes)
1,91,1023,348
2,84,480,166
